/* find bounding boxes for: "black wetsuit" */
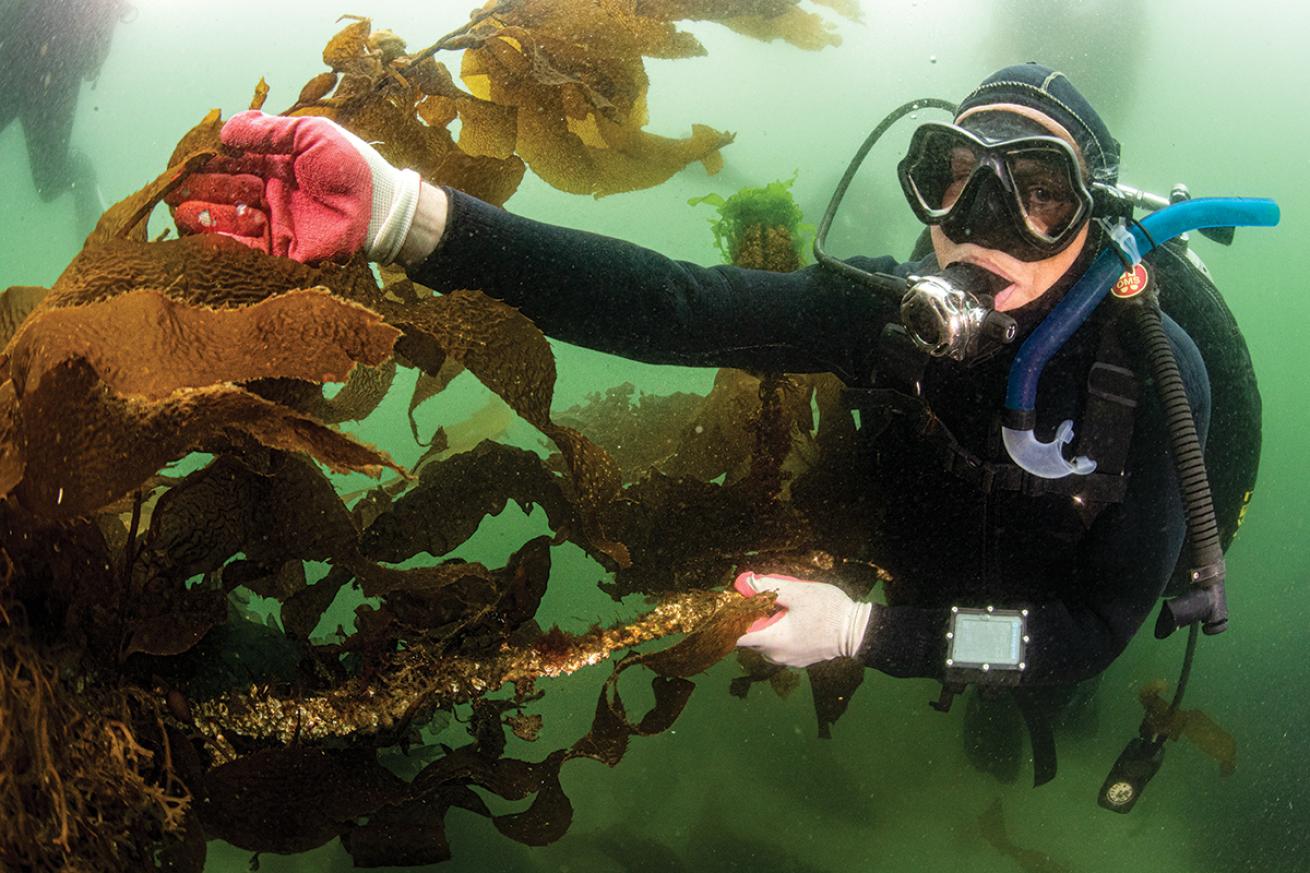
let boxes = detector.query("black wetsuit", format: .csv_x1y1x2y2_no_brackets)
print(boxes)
409,189,1211,688
0,0,123,231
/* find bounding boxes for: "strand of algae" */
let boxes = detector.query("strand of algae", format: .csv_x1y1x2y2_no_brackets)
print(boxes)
0,626,191,871
191,588,768,750
690,175,813,270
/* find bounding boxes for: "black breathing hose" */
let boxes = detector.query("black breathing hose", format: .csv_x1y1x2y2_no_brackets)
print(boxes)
1097,297,1230,811
813,97,957,295
1126,302,1229,641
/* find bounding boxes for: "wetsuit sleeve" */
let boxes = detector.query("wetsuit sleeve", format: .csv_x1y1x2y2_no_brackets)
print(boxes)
405,188,901,383
859,314,1212,685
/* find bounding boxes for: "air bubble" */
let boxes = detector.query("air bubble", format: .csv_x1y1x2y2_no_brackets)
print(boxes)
198,209,213,228
929,55,938,64
235,202,248,217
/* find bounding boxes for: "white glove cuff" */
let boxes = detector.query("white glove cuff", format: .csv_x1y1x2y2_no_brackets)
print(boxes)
367,167,422,264
840,600,874,659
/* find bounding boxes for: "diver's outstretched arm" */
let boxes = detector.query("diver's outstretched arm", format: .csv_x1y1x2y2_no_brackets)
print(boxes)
407,184,899,381
169,111,901,382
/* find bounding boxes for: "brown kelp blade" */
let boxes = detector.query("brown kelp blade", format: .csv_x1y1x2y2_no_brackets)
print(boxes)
1139,680,1238,776
201,748,408,855
88,148,217,245
376,290,628,565
979,799,1076,873
6,287,398,399
42,234,380,311
7,358,399,519
0,286,47,348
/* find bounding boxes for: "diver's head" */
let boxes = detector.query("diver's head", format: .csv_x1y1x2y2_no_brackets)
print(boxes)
899,63,1121,312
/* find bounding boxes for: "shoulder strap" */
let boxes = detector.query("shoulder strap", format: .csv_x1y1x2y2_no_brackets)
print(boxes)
1064,302,1141,524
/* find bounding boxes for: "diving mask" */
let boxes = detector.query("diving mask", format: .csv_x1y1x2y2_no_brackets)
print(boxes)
898,120,1093,261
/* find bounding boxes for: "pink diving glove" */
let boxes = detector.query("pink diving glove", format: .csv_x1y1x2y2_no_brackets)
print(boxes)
168,110,422,264
734,572,873,668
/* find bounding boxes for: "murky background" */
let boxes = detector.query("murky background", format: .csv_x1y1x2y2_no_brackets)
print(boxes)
2,1,1306,870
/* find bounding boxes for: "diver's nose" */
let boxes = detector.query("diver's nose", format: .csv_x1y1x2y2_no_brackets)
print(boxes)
953,172,1011,243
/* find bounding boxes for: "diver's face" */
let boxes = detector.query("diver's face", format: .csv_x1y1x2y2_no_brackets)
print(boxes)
929,104,1090,312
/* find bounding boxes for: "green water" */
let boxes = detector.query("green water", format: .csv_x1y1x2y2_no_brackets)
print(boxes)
2,0,1307,870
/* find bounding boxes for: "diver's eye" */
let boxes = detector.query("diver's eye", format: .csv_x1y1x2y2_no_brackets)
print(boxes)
1026,185,1056,206
1019,182,1078,234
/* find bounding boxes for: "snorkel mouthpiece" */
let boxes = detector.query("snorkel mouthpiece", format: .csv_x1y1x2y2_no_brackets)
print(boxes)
901,262,1017,361
1001,196,1280,478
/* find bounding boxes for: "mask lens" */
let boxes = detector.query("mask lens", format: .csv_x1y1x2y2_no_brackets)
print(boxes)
1005,145,1085,242
904,127,981,216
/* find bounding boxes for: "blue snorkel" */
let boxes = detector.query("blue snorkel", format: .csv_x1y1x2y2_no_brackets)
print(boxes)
1001,197,1281,478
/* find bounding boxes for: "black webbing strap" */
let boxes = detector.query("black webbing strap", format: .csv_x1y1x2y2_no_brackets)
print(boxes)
1072,311,1139,486
846,384,1133,504
1013,688,1059,787
940,443,1130,503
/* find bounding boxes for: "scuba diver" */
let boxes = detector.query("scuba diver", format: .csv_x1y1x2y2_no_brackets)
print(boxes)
168,63,1273,804
0,0,132,235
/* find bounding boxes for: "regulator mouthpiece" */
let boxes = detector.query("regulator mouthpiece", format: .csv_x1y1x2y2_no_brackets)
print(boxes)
901,262,1016,361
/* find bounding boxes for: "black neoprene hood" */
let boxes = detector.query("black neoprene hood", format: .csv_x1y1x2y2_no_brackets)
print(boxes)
955,63,1122,186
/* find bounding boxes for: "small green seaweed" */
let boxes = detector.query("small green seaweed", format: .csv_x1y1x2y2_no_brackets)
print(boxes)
689,174,813,269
